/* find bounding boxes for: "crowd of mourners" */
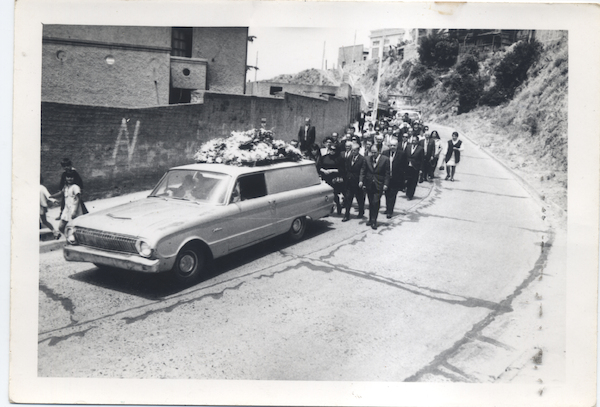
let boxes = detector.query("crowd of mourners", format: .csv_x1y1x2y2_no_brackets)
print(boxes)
296,114,464,230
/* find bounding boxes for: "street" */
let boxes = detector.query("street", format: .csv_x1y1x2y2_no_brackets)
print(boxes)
38,126,564,382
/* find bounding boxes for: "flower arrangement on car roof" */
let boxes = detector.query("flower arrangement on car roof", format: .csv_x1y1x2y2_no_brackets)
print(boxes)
194,128,303,166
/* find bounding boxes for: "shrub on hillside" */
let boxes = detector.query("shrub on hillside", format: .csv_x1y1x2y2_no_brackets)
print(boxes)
412,63,436,91
418,33,459,68
457,54,479,76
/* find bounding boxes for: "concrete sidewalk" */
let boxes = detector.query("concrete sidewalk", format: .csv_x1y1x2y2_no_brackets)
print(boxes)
40,190,152,253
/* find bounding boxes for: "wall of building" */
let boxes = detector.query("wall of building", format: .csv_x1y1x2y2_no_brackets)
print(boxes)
42,26,172,108
247,82,341,98
338,45,365,67
192,27,248,94
41,92,357,200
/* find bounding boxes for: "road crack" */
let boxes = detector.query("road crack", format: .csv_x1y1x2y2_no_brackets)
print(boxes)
39,283,78,324
404,230,555,382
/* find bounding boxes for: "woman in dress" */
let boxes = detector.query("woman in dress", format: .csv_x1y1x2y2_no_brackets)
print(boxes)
58,169,84,234
444,131,463,182
317,144,345,215
431,131,443,178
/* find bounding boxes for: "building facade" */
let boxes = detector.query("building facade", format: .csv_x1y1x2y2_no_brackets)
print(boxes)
368,29,406,59
42,25,249,108
337,44,367,68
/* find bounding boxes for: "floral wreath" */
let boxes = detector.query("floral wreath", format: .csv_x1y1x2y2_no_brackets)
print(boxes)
194,128,303,166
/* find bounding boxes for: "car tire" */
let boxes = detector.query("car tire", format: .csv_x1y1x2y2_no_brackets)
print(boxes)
172,242,206,284
288,216,307,242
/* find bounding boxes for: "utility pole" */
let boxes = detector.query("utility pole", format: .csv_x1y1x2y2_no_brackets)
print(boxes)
320,41,326,86
372,35,385,121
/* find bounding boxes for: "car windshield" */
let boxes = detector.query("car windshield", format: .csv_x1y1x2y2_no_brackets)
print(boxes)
150,169,231,205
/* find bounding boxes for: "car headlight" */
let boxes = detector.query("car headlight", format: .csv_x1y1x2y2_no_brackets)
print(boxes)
135,239,153,258
66,227,77,244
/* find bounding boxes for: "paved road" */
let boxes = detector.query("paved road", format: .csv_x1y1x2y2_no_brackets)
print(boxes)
38,126,559,382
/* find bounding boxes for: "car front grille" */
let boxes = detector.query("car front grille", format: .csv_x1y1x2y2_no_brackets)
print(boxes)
74,227,138,254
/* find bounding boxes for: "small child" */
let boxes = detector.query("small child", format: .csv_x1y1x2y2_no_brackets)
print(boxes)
40,175,60,239
57,169,84,235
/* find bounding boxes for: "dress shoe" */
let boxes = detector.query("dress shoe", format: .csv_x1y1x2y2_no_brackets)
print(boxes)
445,175,450,180
371,222,378,230
341,217,350,222
407,196,413,201
366,220,372,226
450,178,454,182
386,214,392,219
357,212,365,218
419,178,424,183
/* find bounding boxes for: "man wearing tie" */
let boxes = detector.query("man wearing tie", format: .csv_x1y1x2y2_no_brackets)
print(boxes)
297,117,316,153
405,134,424,200
419,131,436,183
382,138,402,218
360,146,390,229
342,142,366,222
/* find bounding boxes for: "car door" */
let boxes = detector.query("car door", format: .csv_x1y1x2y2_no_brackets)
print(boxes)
225,173,276,252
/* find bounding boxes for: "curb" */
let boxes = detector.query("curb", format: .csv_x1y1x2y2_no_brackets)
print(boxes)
40,237,66,254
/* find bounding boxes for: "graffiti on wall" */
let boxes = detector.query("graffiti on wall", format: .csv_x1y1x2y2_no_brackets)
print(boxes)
113,118,140,168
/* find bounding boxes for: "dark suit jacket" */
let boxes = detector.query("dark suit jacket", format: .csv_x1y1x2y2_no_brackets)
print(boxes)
419,138,436,161
361,154,390,192
382,148,403,186
406,143,425,171
345,153,366,187
297,125,316,150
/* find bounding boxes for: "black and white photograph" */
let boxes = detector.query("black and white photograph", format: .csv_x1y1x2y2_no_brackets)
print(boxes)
9,1,600,406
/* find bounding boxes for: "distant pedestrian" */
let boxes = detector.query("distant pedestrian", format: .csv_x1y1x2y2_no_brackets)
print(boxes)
444,131,463,182
40,175,60,239
297,117,316,153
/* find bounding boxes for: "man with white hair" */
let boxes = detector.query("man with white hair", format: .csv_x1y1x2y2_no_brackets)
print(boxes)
361,146,390,229
382,138,403,218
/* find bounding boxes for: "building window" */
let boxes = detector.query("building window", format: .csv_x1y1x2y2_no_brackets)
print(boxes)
172,27,193,58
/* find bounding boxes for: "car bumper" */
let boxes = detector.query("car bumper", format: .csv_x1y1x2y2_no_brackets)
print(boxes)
63,244,163,273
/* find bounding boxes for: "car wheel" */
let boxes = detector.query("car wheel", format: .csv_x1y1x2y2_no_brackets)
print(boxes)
288,216,307,242
172,243,206,284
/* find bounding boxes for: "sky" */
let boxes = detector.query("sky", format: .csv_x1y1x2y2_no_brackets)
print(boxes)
246,27,374,81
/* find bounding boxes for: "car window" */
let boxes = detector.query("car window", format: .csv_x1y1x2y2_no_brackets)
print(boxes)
265,165,320,195
150,169,231,204
236,173,267,201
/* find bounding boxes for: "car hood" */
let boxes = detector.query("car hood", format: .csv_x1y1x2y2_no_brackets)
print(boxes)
71,197,221,238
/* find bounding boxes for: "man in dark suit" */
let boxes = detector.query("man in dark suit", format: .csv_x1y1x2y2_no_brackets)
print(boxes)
297,117,316,153
360,146,390,229
405,134,424,200
342,142,365,222
382,139,403,218
419,131,436,182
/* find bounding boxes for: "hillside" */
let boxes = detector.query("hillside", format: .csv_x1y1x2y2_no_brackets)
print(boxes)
280,35,568,211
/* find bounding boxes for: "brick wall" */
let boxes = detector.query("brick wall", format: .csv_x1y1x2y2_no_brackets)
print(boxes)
41,92,356,200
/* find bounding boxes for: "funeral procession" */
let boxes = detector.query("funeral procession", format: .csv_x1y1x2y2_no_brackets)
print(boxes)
37,25,567,385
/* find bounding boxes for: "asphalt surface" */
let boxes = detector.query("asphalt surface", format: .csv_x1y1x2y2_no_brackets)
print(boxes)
37,125,564,385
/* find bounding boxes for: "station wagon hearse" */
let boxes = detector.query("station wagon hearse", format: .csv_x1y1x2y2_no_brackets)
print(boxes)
63,160,334,283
